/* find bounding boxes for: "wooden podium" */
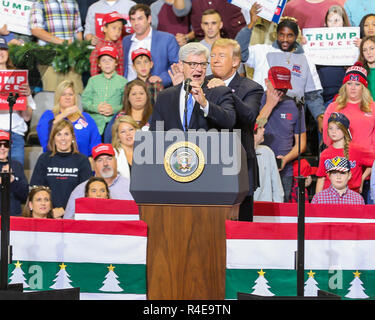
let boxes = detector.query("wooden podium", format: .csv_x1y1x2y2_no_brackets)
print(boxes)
131,131,249,300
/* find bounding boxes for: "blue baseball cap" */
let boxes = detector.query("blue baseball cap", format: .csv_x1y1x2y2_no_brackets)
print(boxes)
328,112,352,140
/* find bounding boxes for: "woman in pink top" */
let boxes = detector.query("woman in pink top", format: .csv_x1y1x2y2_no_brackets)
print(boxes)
323,62,375,151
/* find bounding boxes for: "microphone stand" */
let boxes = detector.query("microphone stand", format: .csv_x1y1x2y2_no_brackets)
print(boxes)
237,95,341,300
293,97,336,298
294,96,306,297
0,92,18,290
0,91,80,299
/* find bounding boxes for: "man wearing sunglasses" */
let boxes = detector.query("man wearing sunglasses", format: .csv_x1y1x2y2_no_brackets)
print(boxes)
149,42,236,131
0,130,28,216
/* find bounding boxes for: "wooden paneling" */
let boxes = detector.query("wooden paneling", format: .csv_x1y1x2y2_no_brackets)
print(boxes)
140,204,238,300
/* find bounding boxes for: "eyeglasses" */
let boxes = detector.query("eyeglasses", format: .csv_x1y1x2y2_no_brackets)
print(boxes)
0,141,9,148
182,61,209,69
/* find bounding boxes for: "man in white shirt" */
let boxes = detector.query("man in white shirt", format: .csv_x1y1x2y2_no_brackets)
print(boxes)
122,4,179,87
149,42,236,131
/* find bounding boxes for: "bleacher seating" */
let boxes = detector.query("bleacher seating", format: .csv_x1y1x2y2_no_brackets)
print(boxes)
26,91,55,145
24,145,42,182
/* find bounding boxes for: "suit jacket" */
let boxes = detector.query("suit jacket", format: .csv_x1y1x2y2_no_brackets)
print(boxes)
228,73,264,160
149,81,236,131
122,29,179,88
225,72,264,193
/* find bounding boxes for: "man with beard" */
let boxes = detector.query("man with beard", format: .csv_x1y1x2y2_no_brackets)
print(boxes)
63,143,134,219
207,38,263,221
236,5,325,132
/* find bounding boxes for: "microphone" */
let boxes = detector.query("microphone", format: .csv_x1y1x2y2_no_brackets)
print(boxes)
184,78,192,94
183,78,192,132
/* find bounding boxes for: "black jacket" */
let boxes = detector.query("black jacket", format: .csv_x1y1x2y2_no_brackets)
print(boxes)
0,160,29,216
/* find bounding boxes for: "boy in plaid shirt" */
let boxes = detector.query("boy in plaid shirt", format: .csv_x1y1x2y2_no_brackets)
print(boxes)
89,11,125,76
311,156,365,205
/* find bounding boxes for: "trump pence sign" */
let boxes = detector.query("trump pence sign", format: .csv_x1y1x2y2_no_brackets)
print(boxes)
0,70,28,110
302,27,360,66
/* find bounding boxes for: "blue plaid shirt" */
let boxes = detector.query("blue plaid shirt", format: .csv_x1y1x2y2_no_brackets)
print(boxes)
30,0,83,45
311,185,365,205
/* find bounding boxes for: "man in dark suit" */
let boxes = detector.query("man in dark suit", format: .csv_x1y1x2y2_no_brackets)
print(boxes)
208,38,264,221
149,42,236,131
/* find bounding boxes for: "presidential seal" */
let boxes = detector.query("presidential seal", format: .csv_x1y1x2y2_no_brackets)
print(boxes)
164,141,205,183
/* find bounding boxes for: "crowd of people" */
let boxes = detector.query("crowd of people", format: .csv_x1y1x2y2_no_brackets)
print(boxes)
0,0,375,221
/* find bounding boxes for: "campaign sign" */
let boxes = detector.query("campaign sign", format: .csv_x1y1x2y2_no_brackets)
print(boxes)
229,0,287,24
0,0,33,35
302,27,360,66
0,70,28,111
95,13,133,40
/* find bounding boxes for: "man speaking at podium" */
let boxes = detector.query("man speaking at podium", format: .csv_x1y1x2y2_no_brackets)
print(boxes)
149,42,236,131
208,38,264,221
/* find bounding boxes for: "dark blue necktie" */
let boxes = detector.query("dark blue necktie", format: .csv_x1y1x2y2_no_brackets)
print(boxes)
184,93,193,130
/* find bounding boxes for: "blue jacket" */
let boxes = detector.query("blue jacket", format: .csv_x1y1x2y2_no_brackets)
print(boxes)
36,110,102,157
122,29,179,88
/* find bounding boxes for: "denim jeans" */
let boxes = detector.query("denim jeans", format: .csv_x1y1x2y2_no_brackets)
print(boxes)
281,175,293,203
9,132,25,165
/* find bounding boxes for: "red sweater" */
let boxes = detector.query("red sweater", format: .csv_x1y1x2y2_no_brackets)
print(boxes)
323,101,375,152
316,143,375,192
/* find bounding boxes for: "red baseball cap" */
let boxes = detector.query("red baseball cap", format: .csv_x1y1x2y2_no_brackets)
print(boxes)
0,130,10,141
98,45,119,60
268,66,292,90
131,48,151,61
92,144,115,160
102,11,126,26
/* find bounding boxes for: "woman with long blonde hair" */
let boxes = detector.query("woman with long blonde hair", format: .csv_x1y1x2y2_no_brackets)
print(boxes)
322,63,375,150
37,80,101,157
111,115,140,179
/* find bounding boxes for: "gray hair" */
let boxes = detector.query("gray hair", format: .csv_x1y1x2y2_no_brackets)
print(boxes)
179,42,209,61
